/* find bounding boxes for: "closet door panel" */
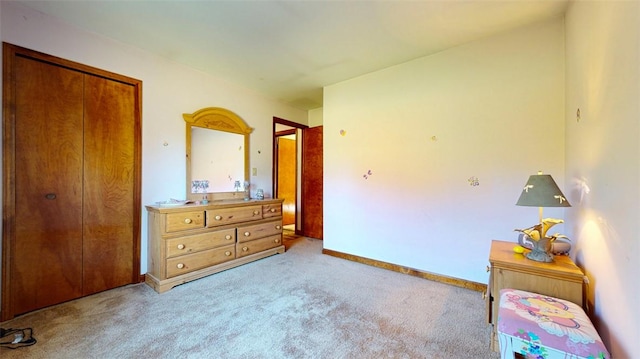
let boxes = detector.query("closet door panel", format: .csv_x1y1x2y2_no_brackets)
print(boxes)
13,56,84,315
82,75,136,295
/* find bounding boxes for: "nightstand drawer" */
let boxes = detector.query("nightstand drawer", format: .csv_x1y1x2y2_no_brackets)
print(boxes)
492,267,583,305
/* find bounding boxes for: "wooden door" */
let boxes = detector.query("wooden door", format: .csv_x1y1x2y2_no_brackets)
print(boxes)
277,136,296,225
82,75,138,295
301,126,323,239
12,53,85,315
2,43,142,320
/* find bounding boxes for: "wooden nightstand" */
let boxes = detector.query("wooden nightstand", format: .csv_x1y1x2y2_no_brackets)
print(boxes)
485,240,584,351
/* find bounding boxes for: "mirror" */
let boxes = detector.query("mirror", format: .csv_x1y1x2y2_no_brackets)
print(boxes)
183,107,253,199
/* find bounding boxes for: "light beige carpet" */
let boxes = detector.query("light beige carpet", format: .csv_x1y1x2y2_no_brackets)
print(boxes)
1,236,499,359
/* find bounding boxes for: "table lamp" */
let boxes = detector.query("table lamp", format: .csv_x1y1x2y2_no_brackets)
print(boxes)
515,171,571,262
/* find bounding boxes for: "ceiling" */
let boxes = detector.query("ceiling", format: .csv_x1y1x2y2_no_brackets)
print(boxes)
15,0,569,110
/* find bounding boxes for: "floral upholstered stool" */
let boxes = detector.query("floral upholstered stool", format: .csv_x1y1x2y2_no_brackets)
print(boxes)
497,288,609,359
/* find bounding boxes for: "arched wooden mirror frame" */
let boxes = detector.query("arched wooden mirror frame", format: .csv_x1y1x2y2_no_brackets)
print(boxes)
183,107,253,201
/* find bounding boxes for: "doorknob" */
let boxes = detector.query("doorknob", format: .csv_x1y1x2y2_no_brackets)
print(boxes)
45,193,57,200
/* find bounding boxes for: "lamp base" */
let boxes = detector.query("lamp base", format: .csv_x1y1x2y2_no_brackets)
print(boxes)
525,236,554,262
525,248,554,262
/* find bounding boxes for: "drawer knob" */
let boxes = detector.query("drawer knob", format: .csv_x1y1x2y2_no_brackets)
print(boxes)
214,215,222,221
486,266,490,273
225,234,232,240
242,246,249,252
176,263,185,269
270,208,276,213
225,251,232,256
184,218,192,224
177,244,185,250
253,210,260,215
244,231,250,237
274,238,280,244
276,225,282,230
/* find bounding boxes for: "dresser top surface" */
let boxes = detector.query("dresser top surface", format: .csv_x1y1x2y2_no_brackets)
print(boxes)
489,240,584,280
146,198,283,213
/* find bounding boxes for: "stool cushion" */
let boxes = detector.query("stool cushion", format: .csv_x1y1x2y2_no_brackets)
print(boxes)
497,288,609,359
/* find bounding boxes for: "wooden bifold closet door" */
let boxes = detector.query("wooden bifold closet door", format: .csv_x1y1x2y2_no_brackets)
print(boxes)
2,43,142,320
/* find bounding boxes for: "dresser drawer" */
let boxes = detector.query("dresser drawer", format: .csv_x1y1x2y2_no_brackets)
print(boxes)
165,211,205,233
262,203,282,218
166,228,236,258
237,220,283,243
207,205,262,227
236,234,282,258
166,244,236,278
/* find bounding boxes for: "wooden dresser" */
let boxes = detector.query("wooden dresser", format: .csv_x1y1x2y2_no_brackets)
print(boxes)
145,198,284,293
486,240,584,351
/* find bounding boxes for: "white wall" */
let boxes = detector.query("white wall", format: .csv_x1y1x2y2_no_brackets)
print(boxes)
565,1,639,357
324,18,566,284
0,2,308,273
308,107,324,127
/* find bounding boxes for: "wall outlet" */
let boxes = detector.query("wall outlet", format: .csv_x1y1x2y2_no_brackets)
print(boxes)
252,168,257,176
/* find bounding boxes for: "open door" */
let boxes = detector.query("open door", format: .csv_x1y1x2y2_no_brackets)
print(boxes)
273,118,323,239
301,126,323,239
274,118,306,235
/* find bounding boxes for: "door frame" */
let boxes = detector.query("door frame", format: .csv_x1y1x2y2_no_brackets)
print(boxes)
273,117,307,235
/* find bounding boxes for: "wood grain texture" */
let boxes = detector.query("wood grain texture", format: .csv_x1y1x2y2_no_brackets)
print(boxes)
2,43,142,320
82,75,137,296
237,220,283,243
301,126,323,239
206,205,263,227
166,228,235,258
489,240,584,282
13,54,85,315
165,211,206,232
166,244,236,278
145,199,284,293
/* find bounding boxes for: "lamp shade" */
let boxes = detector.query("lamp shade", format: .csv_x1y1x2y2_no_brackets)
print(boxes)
516,173,571,207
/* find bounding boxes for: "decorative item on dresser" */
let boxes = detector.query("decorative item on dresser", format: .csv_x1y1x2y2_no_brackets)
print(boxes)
485,240,584,352
145,199,284,293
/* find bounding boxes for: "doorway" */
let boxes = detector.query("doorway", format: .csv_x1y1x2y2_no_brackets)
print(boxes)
273,118,307,235
273,118,323,240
